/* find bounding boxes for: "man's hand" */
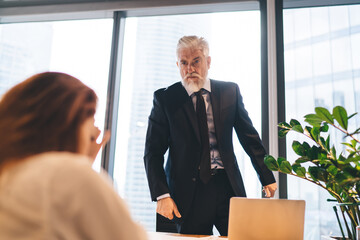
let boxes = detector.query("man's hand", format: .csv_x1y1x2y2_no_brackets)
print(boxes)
263,182,278,198
157,197,182,220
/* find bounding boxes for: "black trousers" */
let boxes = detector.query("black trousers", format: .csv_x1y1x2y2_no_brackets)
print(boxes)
176,169,235,236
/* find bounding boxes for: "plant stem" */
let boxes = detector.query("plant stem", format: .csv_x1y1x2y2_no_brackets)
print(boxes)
345,206,358,236
341,207,353,240
286,172,342,201
333,206,346,239
331,124,360,144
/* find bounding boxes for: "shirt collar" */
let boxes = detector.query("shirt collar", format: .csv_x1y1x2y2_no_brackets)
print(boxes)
184,78,211,96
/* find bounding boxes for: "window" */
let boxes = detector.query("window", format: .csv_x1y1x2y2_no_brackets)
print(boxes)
283,4,360,239
113,10,263,230
0,19,113,171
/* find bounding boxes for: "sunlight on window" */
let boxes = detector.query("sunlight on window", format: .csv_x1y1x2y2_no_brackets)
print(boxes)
0,19,113,171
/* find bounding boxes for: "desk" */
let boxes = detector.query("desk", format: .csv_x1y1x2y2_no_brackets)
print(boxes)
148,232,227,240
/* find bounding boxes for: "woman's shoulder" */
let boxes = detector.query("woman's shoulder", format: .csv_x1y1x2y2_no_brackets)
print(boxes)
29,152,93,175
36,152,106,187
19,152,105,193
29,151,91,166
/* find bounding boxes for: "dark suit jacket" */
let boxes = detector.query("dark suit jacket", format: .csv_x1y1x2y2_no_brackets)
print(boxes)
144,79,275,218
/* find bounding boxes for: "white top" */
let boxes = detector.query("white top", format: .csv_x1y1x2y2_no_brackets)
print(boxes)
0,152,148,240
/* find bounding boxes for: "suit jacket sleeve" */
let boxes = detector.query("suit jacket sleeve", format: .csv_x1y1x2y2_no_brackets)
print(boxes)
144,90,170,201
233,84,275,186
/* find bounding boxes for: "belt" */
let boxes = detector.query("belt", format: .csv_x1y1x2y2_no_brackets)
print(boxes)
210,168,225,176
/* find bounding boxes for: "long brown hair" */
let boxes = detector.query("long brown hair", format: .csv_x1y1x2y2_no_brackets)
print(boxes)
0,72,97,166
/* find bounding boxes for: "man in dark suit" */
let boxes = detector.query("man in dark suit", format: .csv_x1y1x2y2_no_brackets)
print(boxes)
144,35,277,236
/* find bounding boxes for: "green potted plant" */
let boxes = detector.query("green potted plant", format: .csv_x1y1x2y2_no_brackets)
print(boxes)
264,106,360,240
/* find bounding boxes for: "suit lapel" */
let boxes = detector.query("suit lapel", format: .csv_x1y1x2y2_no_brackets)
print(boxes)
210,80,221,141
175,81,223,144
183,98,201,143
172,83,201,143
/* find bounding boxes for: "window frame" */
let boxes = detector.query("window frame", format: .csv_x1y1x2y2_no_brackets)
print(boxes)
1,0,357,200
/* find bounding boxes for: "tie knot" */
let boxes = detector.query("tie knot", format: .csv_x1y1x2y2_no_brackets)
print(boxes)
195,89,204,97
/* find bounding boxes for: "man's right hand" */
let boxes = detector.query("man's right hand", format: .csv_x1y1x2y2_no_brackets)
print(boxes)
157,197,182,220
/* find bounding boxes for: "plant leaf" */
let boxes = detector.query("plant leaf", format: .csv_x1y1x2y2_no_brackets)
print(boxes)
279,128,290,138
351,139,358,148
342,166,358,178
277,157,287,166
295,156,311,164
318,159,332,165
292,141,307,156
326,165,338,175
292,164,306,178
311,127,320,142
330,146,337,160
344,155,360,164
315,107,334,124
320,137,326,149
290,119,301,127
292,125,304,133
264,155,279,171
348,112,357,120
320,123,329,132
308,166,328,182
304,114,323,127
308,166,320,182
303,126,312,138
333,106,348,130
342,142,353,149
325,136,330,151
278,121,291,129
279,160,292,174
334,173,348,185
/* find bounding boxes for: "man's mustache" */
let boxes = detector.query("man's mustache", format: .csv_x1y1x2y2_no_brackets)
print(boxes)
185,72,201,79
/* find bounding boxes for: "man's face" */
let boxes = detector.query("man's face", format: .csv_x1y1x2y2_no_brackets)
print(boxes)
177,48,211,92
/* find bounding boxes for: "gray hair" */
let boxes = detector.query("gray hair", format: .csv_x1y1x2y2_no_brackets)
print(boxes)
176,36,209,58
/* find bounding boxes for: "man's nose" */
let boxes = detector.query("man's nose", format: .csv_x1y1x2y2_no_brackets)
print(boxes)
187,64,195,72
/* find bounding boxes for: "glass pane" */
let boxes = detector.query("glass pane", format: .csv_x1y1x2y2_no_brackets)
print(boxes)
114,10,262,230
0,19,113,171
283,4,360,239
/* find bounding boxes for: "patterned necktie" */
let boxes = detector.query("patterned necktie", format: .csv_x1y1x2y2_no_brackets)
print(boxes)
195,90,211,184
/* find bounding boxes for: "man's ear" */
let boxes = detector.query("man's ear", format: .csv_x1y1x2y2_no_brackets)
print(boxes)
207,56,211,69
176,61,179,68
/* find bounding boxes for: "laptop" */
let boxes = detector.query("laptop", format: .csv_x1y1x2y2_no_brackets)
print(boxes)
228,197,305,240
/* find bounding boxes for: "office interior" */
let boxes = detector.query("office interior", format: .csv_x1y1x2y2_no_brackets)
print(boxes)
0,0,359,239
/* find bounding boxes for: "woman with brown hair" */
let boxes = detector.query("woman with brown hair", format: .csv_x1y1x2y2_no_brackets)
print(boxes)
0,72,147,240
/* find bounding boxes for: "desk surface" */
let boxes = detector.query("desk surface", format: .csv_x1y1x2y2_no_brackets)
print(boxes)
148,232,227,240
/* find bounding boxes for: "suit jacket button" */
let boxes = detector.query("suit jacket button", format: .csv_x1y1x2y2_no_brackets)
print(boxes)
192,178,196,182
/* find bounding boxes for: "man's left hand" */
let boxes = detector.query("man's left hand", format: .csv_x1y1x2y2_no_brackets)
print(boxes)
263,182,277,198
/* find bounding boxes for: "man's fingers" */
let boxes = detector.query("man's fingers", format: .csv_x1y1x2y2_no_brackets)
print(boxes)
167,213,174,220
263,183,278,198
156,197,182,220
173,206,182,218
263,187,270,197
156,209,174,219
265,188,269,197
157,198,173,219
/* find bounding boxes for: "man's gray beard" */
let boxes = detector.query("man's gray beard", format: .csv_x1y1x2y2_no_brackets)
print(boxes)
182,77,205,93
